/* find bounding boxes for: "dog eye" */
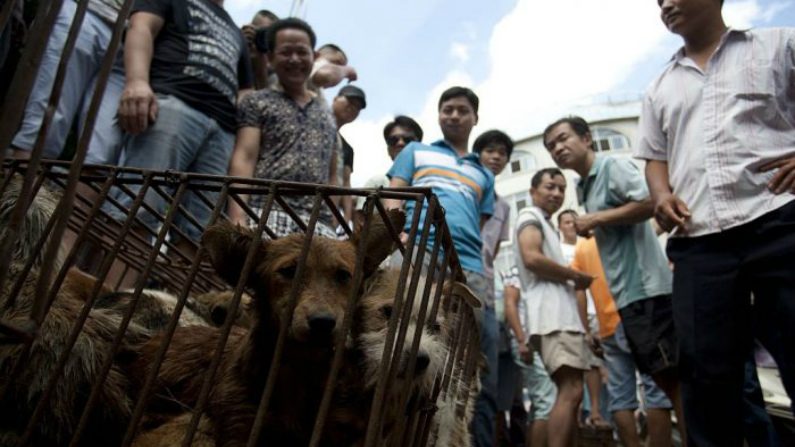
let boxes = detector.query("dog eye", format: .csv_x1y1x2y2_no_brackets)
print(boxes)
277,265,297,279
429,322,441,334
380,305,392,320
335,269,352,284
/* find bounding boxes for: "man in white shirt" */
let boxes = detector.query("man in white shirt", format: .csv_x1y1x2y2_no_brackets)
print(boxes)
636,0,795,445
514,168,593,447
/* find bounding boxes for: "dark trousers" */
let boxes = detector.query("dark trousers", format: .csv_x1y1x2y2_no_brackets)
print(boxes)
667,200,795,447
743,355,780,447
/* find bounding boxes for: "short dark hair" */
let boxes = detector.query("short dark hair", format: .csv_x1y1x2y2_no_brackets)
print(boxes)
557,209,578,225
317,43,347,60
531,168,564,189
438,86,479,115
473,130,514,159
266,18,317,52
253,9,278,23
542,116,593,151
383,115,424,143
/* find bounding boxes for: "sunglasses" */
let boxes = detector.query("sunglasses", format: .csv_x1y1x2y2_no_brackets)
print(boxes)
386,135,418,146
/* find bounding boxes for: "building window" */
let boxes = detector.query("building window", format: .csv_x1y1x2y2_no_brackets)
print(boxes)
516,199,527,211
592,128,630,152
507,152,537,175
510,160,522,173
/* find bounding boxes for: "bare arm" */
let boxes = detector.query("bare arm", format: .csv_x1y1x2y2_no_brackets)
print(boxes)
574,200,654,236
119,12,164,135
311,64,358,88
504,285,526,344
576,289,589,334
645,159,691,232
383,177,409,210
342,165,353,223
227,127,261,225
517,225,593,289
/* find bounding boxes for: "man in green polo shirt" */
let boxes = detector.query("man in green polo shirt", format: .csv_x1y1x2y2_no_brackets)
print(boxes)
543,116,686,445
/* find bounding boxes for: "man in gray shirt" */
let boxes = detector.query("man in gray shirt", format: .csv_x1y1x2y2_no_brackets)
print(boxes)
544,116,685,444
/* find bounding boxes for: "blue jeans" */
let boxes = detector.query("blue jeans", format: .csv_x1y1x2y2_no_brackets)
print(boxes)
110,94,233,242
12,0,124,163
602,323,671,412
466,269,499,447
516,349,557,421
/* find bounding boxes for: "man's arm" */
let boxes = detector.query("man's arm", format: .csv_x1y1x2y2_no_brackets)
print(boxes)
574,200,654,236
645,159,691,232
342,165,353,223
517,225,593,289
504,285,530,362
383,177,409,210
311,64,358,88
119,12,164,135
227,127,261,225
576,289,589,334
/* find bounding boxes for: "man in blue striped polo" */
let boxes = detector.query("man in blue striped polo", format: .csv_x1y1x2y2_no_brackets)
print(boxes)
384,86,497,447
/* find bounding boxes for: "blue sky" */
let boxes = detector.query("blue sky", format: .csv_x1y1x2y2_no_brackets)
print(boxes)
226,0,795,186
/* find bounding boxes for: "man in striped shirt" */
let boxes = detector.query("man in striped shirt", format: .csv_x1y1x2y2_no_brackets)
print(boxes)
385,86,497,447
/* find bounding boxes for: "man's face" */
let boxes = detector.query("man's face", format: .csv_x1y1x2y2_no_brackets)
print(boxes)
657,0,720,37
332,95,362,127
531,173,566,215
558,213,577,242
479,144,509,176
544,122,592,170
269,28,314,91
386,125,418,161
438,97,477,144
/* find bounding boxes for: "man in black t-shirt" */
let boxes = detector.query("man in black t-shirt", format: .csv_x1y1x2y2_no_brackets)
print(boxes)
113,0,253,246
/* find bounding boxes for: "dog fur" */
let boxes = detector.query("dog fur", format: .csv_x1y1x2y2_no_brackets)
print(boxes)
0,176,150,446
127,210,404,446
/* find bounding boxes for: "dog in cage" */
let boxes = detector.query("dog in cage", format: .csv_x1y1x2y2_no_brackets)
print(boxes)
0,175,150,446
126,210,405,446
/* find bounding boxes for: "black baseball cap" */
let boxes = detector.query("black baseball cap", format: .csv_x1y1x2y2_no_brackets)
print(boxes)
338,85,366,109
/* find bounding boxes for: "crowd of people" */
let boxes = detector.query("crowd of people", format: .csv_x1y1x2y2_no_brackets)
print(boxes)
1,0,794,446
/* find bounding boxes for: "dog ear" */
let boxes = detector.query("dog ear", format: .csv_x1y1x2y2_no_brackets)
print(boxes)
353,208,406,276
202,221,267,288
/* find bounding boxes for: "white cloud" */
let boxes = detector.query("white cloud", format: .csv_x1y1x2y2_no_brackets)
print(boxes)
347,0,765,186
757,1,791,23
450,42,471,64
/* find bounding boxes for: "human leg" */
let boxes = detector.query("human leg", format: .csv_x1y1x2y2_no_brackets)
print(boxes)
742,354,780,447
12,2,110,158
524,352,556,447
548,366,583,447
601,331,642,447
466,271,499,447
667,233,753,447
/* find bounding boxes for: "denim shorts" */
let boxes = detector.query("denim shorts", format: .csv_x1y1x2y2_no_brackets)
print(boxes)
601,323,672,412
108,94,233,242
515,348,557,421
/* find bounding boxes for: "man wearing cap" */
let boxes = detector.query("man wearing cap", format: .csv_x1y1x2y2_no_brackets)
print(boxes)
332,84,366,226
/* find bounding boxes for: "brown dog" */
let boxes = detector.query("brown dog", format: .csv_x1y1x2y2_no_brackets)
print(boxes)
0,176,150,446
128,209,405,446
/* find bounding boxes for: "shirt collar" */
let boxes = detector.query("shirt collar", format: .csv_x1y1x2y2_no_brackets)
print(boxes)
578,153,606,202
431,139,481,163
670,27,751,65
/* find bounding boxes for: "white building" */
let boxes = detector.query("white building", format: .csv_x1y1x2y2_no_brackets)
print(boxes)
493,99,643,275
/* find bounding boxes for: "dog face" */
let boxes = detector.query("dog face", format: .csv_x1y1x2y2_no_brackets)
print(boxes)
202,209,405,344
356,270,448,394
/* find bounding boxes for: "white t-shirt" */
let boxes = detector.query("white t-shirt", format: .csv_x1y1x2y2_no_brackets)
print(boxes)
514,206,585,337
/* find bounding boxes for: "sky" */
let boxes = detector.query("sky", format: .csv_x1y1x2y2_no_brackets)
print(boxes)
226,0,795,187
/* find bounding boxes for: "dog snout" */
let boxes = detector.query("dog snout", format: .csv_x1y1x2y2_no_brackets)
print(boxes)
414,352,430,374
307,314,336,337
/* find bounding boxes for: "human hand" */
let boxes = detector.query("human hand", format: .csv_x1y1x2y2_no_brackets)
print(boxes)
586,332,604,358
574,214,600,237
759,156,795,194
518,338,532,364
241,24,257,52
572,271,594,290
343,66,358,82
653,192,691,233
119,80,158,135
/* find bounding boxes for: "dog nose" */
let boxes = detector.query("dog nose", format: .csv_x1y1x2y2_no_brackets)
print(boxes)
414,352,430,374
308,314,336,336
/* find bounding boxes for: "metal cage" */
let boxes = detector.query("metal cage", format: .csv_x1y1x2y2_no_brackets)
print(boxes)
0,160,481,446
